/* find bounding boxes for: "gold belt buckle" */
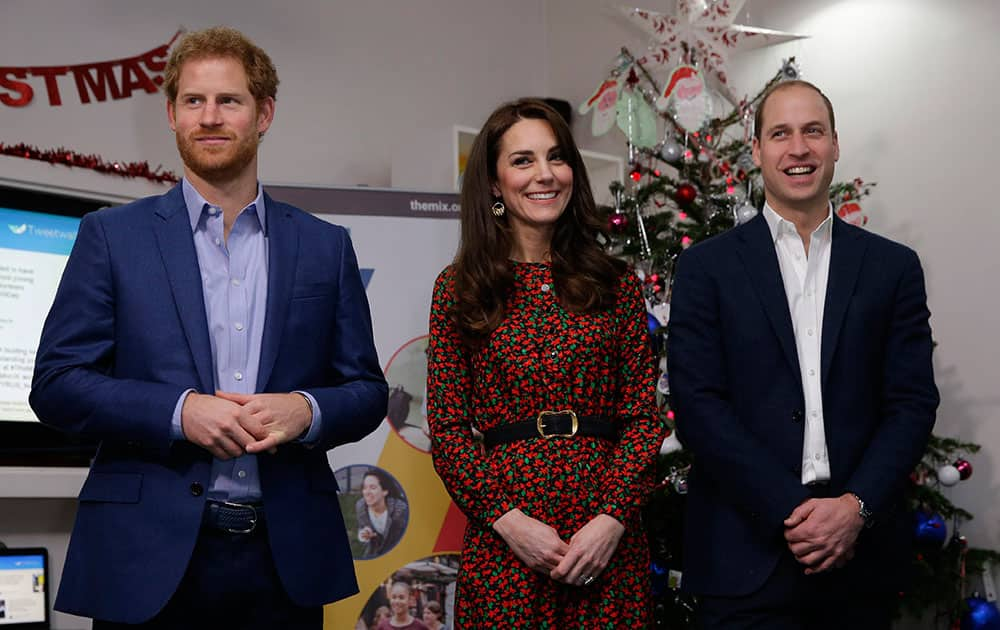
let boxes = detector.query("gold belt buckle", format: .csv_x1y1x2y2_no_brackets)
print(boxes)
536,409,578,439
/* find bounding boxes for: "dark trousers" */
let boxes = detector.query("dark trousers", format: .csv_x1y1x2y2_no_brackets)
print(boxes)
697,548,895,630
93,521,321,630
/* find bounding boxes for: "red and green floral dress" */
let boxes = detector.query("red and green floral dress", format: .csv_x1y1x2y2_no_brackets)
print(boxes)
426,262,665,628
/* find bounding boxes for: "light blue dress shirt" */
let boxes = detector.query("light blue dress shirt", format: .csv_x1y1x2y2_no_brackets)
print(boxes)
169,179,321,502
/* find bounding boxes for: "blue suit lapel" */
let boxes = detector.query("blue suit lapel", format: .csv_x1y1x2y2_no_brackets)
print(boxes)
735,213,801,381
152,185,215,394
820,216,868,386
256,193,298,392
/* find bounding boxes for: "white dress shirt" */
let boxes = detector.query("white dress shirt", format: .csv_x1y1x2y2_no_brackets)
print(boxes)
762,203,834,485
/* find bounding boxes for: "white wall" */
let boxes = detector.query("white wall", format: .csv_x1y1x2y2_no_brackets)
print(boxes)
1,0,550,197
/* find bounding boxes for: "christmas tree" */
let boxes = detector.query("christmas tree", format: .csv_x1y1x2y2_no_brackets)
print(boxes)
579,5,1000,627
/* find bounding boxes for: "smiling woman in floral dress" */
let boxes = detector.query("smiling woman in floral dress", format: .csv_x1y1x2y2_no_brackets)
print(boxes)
426,98,665,628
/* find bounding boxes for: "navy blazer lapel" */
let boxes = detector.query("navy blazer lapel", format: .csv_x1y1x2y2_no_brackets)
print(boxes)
256,193,298,392
734,214,801,379
152,185,215,394
821,216,869,386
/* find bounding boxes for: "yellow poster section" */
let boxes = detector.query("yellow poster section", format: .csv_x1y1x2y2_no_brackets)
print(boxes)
324,427,457,628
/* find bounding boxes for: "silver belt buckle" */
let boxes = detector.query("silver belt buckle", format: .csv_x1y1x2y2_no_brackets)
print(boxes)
223,501,258,534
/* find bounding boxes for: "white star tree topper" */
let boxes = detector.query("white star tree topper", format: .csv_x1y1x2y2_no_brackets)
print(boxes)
622,0,806,103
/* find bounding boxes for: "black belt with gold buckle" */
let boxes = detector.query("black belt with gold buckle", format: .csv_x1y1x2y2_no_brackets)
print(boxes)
482,410,618,450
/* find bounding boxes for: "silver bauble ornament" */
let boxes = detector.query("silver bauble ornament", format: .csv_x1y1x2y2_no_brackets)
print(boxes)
735,203,759,225
660,140,683,163
938,464,961,487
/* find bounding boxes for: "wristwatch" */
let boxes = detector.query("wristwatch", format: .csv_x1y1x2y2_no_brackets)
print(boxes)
850,492,874,528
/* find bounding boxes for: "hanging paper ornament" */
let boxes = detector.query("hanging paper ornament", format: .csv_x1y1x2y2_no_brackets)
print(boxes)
579,77,623,137
961,596,1000,630
955,459,974,480
914,511,948,548
937,464,961,487
836,201,868,227
735,203,759,225
674,183,697,206
656,64,712,131
616,87,659,148
660,139,684,163
609,212,629,233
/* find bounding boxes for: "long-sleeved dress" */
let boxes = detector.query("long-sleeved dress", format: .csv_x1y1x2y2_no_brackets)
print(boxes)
426,262,665,628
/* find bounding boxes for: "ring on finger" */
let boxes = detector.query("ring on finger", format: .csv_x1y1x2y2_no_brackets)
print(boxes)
580,575,595,586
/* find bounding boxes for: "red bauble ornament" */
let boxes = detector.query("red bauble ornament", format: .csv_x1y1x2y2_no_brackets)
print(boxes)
675,183,697,206
955,458,973,480
609,212,629,233
630,170,642,182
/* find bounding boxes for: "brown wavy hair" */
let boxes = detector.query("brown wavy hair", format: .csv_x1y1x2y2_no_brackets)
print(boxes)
163,26,279,105
451,98,627,342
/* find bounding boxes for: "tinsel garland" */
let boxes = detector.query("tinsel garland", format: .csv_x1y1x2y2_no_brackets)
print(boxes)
0,142,178,184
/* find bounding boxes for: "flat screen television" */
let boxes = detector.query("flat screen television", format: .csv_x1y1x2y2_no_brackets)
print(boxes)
0,184,114,466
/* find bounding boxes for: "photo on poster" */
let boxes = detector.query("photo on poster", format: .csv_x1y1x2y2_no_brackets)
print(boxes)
383,335,430,453
335,465,410,560
356,554,460,630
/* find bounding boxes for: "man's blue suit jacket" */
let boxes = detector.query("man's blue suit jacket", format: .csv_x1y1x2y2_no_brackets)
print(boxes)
30,184,388,623
667,213,938,597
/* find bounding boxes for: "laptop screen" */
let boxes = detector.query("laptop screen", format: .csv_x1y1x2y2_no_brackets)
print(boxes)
0,548,48,628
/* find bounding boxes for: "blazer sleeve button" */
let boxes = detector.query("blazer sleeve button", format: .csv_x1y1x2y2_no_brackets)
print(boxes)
189,482,204,496
791,410,804,423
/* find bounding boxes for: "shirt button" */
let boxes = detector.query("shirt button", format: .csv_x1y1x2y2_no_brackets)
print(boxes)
808,369,816,376
234,322,244,331
237,470,247,479
234,371,243,381
214,237,222,246
807,329,814,336
549,350,558,358
812,410,819,418
541,283,550,292
189,482,203,496
232,278,241,287
815,453,822,461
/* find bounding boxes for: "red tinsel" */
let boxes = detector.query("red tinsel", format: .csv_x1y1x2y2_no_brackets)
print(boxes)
0,141,178,184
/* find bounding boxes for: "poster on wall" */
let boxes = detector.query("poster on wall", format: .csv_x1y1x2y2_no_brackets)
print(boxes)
267,185,465,630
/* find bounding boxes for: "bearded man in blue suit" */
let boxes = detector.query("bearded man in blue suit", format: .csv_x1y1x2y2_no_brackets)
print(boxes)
668,81,938,629
30,27,387,629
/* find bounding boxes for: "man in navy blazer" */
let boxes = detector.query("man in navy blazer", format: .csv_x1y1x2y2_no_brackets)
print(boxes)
30,27,387,629
668,81,938,628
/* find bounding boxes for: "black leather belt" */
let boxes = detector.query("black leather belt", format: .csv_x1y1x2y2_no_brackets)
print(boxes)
483,411,618,450
203,500,265,534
